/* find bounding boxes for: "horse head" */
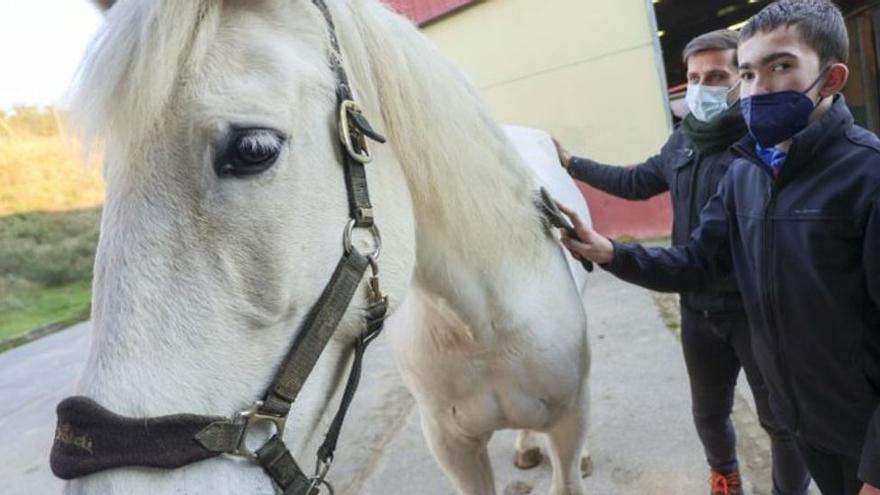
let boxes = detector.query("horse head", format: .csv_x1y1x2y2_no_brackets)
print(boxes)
63,1,415,492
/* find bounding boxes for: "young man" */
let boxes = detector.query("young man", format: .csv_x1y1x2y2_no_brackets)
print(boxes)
554,29,808,495
557,1,880,493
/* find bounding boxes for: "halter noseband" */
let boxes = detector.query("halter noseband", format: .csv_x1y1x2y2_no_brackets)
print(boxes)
51,2,388,493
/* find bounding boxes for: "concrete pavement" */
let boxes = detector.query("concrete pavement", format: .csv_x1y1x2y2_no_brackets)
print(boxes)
1,269,796,494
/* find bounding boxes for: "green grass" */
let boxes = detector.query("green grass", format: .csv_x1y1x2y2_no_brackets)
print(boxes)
0,208,101,346
0,281,91,341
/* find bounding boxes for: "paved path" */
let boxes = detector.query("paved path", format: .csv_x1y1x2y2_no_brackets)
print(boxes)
2,269,808,494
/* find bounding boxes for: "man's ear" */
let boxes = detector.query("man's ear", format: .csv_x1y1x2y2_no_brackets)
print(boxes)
819,63,849,97
92,0,115,12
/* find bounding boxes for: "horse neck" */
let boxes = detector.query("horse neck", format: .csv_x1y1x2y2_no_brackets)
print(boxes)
341,1,547,292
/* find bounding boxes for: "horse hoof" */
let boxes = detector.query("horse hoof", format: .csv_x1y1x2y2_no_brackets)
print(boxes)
502,480,533,495
580,455,594,478
513,447,542,470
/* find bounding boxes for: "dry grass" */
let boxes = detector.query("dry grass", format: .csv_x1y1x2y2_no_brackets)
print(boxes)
0,112,103,216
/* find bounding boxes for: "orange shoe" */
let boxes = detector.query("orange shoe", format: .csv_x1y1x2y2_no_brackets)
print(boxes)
709,468,744,495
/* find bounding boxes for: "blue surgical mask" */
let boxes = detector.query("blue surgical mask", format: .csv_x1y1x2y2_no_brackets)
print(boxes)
686,84,733,122
740,68,829,148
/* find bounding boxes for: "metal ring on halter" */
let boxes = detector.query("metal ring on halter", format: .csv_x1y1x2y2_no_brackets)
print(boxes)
342,219,381,259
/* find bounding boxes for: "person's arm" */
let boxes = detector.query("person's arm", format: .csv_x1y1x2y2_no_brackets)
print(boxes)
859,197,880,492
554,139,669,200
557,175,733,291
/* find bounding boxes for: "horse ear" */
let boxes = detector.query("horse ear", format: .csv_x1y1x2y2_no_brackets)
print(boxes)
92,0,115,12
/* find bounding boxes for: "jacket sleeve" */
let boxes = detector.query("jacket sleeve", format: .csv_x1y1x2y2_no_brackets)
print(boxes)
567,152,669,200
600,174,734,292
859,196,880,488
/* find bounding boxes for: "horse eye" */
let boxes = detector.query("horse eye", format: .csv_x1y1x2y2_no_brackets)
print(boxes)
215,128,286,178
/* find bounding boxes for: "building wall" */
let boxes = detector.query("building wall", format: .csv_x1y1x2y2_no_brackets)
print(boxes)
416,0,674,239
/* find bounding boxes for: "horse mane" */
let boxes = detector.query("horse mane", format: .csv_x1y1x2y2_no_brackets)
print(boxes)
339,1,546,267
69,0,545,265
68,0,216,150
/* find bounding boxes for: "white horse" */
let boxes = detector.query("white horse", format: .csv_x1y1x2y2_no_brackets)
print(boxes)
64,1,591,494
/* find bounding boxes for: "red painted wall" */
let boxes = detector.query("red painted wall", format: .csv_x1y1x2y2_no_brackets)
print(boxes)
577,183,672,240
383,0,476,24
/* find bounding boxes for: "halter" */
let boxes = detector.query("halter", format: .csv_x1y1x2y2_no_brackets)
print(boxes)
50,2,388,493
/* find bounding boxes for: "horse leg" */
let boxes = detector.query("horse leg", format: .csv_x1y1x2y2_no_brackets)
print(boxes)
580,444,593,478
513,430,543,469
579,382,593,478
419,411,496,495
544,405,589,495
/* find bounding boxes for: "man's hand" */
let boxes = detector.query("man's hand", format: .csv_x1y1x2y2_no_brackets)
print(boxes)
860,483,880,495
552,138,573,170
555,201,615,265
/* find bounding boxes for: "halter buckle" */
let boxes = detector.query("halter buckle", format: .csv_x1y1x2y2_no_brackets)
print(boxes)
233,401,288,459
339,100,373,164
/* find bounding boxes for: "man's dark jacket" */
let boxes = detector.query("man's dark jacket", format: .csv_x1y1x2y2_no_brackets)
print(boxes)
604,96,880,485
568,124,744,315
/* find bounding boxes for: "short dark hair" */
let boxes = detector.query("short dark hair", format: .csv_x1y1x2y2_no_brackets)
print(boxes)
682,29,740,65
739,0,849,66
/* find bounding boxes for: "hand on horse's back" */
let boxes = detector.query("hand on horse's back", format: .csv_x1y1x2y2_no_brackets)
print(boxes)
552,138,572,169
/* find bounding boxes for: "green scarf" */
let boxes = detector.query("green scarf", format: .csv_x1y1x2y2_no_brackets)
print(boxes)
680,102,748,155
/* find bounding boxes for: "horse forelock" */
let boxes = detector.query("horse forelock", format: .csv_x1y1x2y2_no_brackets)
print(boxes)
68,0,218,155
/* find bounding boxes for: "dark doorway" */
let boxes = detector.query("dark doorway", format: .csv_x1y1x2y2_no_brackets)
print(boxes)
842,3,880,133
653,0,768,89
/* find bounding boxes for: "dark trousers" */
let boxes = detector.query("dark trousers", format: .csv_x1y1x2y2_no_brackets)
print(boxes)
681,305,811,495
795,435,862,495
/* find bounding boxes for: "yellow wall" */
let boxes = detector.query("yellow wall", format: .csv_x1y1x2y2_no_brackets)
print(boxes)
422,0,671,165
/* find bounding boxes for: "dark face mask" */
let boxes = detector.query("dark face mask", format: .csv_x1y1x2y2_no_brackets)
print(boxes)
740,67,830,148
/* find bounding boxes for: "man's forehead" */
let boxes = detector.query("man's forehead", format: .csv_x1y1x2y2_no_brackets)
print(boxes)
686,49,737,70
738,25,813,66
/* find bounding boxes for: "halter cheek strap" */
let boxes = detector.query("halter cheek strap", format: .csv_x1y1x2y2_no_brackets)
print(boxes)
50,1,388,493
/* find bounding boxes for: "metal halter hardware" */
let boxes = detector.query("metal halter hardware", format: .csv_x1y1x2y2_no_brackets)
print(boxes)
49,1,389,494
339,100,374,163
309,458,336,495
343,219,381,258
233,401,288,460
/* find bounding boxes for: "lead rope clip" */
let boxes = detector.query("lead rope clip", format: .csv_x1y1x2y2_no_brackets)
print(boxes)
308,457,335,495
366,254,383,304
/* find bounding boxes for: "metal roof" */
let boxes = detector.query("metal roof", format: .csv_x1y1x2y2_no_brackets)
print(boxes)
383,0,476,25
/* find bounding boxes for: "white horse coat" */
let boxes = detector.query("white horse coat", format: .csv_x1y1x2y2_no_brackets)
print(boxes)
386,125,592,494
64,1,591,494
